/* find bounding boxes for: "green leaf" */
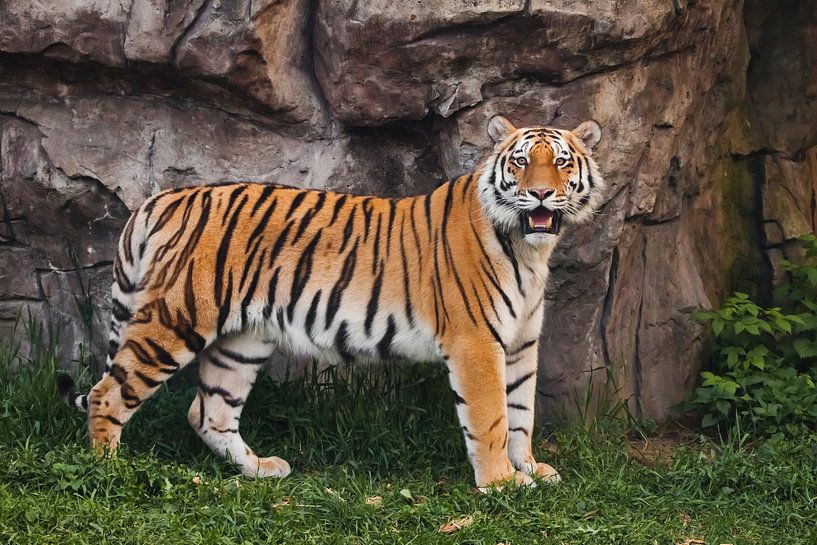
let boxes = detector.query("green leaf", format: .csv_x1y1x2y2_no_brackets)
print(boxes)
701,413,718,427
713,319,724,337
806,268,817,287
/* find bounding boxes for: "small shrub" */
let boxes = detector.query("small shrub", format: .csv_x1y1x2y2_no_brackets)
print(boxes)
689,234,817,437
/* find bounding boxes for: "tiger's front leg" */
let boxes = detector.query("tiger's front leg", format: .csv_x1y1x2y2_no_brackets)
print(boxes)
445,340,533,489
505,338,560,484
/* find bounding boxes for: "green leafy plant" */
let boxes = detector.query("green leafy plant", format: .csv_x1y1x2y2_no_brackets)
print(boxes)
689,234,817,437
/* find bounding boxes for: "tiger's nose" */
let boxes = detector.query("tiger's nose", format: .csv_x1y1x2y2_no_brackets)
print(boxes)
528,188,555,201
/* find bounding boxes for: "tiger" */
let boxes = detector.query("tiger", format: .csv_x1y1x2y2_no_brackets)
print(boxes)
57,115,603,489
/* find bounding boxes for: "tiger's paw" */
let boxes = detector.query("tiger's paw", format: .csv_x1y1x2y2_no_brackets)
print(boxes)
242,456,291,479
522,461,561,484
477,470,535,494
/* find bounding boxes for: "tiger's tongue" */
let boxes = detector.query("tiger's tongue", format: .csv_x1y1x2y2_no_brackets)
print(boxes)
530,207,553,229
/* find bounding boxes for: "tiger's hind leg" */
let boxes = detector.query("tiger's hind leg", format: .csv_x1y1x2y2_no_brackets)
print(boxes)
188,331,290,479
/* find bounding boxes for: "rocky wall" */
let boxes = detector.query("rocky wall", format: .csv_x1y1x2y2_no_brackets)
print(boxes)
1,0,815,422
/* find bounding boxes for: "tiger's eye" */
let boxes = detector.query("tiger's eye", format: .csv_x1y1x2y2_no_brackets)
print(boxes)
555,157,568,167
514,157,528,168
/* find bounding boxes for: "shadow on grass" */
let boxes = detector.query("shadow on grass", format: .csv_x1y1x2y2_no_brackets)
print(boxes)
0,323,470,481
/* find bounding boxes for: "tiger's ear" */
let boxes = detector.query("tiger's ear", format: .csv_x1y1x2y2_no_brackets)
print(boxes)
487,115,516,144
572,120,602,152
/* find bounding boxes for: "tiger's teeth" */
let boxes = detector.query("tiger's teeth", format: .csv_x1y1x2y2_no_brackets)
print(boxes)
528,216,535,229
544,216,552,228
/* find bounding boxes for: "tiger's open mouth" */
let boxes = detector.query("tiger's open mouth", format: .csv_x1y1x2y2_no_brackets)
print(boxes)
522,206,562,235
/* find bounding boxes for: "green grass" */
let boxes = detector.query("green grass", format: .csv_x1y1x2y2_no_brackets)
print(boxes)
1,331,816,544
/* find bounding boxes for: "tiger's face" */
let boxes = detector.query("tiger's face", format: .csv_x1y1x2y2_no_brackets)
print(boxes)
479,115,603,243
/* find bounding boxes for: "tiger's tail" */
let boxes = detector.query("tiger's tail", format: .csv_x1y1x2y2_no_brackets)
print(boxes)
57,373,89,412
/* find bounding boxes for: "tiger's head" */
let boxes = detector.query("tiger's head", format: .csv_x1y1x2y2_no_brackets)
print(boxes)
478,115,604,243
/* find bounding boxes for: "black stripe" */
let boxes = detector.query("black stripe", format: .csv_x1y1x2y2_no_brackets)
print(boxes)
240,249,265,327
268,220,295,268
198,380,244,407
305,290,322,341
398,216,415,327
149,196,184,236
109,364,127,384
145,338,180,369
493,226,525,297
361,198,374,240
364,266,384,336
506,371,534,395
376,314,396,359
217,346,269,365
446,245,477,325
134,370,162,388
108,340,118,359
198,394,205,428
121,213,136,264
287,231,323,322
239,236,263,292
153,192,197,264
431,233,451,332
263,267,281,320
385,200,396,256
111,298,132,322
291,210,315,245
221,185,247,225
339,204,357,253
124,339,152,365
292,192,325,245
245,196,278,252
207,354,233,370
214,194,249,305
334,320,354,363
584,156,594,189
508,339,537,357
250,184,275,215
509,427,529,435
372,210,382,274
94,414,124,426
423,192,433,241
285,191,307,219
121,387,142,409
184,259,198,326
162,191,212,291
453,392,467,405
217,271,234,334
330,195,347,224
325,240,358,329
507,403,530,411
440,181,455,264
473,291,505,350
409,198,423,271
480,263,516,319
114,258,136,294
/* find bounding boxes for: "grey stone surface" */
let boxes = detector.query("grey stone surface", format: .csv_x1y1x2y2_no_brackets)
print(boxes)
0,0,815,422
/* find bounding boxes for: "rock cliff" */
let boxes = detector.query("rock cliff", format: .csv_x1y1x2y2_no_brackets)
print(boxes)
1,0,814,422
